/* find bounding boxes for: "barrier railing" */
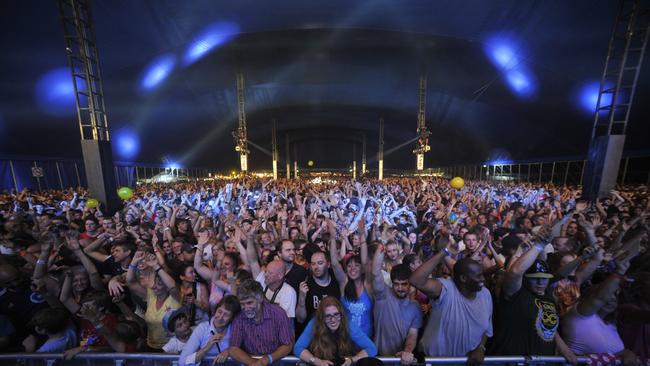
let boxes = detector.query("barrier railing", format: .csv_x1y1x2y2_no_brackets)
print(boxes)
0,353,590,365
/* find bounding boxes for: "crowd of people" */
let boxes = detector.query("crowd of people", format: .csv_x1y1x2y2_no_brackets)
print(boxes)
0,177,648,366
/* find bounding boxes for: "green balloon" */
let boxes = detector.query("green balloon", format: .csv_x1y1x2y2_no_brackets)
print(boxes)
117,187,134,200
86,198,99,209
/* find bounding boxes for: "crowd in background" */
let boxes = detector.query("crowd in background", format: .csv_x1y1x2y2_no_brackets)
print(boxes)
0,177,649,366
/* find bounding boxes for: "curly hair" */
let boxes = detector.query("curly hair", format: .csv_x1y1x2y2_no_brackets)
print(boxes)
553,279,581,316
308,296,355,360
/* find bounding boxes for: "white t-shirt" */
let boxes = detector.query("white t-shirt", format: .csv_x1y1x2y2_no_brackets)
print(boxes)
255,271,297,318
419,277,493,356
163,336,187,353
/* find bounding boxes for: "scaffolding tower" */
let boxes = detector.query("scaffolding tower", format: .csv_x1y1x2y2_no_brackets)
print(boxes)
583,0,649,200
57,0,119,212
235,72,250,172
413,75,431,170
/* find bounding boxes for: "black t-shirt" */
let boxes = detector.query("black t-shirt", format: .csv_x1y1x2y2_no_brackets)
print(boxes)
488,286,558,356
0,286,49,341
284,263,307,295
305,274,340,322
97,256,127,278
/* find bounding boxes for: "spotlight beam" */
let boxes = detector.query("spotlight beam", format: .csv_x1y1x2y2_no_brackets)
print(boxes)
367,135,419,164
246,139,273,157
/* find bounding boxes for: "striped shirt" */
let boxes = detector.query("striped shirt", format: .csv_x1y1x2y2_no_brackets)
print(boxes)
229,303,294,356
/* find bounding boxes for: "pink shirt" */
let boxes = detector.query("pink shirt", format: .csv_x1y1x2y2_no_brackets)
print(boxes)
561,306,624,354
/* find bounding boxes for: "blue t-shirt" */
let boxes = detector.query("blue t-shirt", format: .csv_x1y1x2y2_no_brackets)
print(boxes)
341,288,373,338
37,326,78,353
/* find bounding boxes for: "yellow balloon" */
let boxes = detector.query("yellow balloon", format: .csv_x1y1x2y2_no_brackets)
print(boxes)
450,177,465,189
117,187,134,200
86,198,99,209
307,160,314,167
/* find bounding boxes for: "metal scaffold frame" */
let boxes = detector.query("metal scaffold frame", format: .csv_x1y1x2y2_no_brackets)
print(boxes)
235,71,250,172
57,0,110,141
413,74,431,170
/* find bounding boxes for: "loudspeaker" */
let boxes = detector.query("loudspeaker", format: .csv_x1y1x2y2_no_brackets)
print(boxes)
80,139,121,214
582,134,626,201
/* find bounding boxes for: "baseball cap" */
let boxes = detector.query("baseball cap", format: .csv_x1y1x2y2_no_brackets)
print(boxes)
162,308,187,332
524,259,554,279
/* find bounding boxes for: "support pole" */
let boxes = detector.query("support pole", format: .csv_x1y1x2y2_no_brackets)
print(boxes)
352,144,357,180
56,162,64,189
293,144,298,179
361,134,367,175
550,162,556,183
272,119,278,180
285,134,290,179
235,72,249,172
378,118,384,180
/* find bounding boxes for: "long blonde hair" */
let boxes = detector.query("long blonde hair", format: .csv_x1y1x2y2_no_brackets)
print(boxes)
308,297,354,360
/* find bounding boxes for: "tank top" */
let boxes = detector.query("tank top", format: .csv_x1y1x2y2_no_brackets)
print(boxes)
341,288,373,337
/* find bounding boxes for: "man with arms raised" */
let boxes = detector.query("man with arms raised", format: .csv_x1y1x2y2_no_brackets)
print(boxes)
410,248,492,365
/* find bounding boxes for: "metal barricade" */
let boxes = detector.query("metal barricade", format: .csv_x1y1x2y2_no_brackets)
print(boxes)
0,353,590,366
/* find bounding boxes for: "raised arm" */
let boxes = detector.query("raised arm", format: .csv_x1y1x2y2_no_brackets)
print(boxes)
244,229,261,279
328,221,347,287
125,251,147,300
145,253,181,302
409,250,446,299
501,240,546,298
65,233,103,290
82,234,111,262
193,242,214,282
371,244,387,296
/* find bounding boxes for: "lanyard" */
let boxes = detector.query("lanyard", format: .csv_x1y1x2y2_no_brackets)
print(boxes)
263,279,284,304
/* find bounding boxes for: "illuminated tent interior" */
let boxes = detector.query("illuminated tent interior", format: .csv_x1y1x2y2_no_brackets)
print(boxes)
1,1,649,171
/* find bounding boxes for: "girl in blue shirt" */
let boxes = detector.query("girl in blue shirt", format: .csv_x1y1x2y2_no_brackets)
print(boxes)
294,297,377,366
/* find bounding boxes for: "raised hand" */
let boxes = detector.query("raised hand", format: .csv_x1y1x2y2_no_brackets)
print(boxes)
131,250,146,264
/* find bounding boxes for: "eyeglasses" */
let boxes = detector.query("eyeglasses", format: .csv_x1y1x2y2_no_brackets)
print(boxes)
324,312,341,321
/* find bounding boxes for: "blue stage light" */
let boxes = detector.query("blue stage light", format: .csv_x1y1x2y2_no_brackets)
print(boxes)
505,67,536,97
578,80,613,113
486,149,513,166
140,54,176,92
35,67,79,116
484,34,520,71
183,22,239,66
113,127,140,160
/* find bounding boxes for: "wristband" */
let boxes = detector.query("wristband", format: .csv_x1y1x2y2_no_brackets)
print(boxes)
533,242,545,251
36,259,47,265
267,354,273,364
128,264,138,270
442,247,451,257
154,267,162,274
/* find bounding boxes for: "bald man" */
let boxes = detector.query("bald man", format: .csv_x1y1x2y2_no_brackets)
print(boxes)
255,260,297,320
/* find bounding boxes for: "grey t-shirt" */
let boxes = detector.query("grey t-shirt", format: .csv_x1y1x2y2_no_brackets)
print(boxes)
419,277,493,356
373,286,423,356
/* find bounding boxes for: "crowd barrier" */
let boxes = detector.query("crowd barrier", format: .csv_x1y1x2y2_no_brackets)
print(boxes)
0,353,590,365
